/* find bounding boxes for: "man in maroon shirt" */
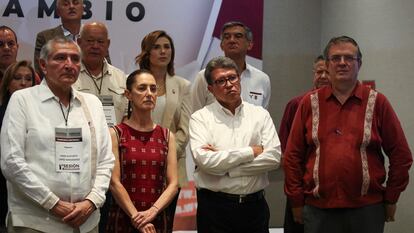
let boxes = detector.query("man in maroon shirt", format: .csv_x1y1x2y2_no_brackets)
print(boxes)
279,55,329,152
284,36,412,233
279,55,329,233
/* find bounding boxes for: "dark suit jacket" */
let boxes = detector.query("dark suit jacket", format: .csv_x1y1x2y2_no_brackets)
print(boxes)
34,26,64,76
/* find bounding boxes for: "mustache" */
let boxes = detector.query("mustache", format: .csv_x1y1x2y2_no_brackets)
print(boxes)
62,71,78,76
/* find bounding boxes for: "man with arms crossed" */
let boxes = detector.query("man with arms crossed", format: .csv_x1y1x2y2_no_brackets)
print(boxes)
190,56,280,233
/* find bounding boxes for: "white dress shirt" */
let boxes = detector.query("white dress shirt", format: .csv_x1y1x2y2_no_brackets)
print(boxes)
73,59,128,124
1,81,114,233
189,101,281,195
191,63,271,112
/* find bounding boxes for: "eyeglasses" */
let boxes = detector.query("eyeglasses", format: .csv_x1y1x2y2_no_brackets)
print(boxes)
213,75,239,87
328,55,359,64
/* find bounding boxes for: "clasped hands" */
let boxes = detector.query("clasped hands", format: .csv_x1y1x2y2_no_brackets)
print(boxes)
51,199,96,228
131,206,159,233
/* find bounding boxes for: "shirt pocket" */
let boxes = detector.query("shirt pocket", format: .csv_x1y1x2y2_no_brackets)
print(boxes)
246,90,264,106
108,87,128,119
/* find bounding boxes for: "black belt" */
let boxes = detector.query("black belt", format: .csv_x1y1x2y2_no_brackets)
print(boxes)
198,189,265,203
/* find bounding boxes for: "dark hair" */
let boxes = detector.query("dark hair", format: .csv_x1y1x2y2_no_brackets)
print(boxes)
220,21,253,42
314,55,324,64
135,30,175,76
204,56,239,85
0,25,18,44
323,36,362,61
0,60,35,105
125,69,154,118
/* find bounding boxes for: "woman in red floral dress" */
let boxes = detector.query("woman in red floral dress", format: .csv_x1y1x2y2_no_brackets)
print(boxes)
106,69,178,233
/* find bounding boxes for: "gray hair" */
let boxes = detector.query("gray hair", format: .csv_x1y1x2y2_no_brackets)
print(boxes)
204,56,239,85
323,36,362,61
220,21,253,42
39,37,81,62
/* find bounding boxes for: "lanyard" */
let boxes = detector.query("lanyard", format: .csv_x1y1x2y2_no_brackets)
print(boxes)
84,65,105,95
59,98,71,126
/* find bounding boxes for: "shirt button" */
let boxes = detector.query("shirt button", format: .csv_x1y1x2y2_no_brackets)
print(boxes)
335,129,342,135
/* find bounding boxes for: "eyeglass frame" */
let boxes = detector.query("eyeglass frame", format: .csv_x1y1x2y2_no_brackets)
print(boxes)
212,75,240,87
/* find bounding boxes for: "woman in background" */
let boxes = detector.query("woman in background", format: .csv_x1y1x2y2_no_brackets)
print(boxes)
107,70,178,233
0,60,36,232
135,31,191,231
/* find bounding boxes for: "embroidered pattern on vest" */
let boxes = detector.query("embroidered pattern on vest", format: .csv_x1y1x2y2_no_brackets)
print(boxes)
360,89,377,195
310,93,321,198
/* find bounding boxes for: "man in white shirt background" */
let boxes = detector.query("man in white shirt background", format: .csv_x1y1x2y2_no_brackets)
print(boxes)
74,21,127,126
189,56,280,233
191,21,271,112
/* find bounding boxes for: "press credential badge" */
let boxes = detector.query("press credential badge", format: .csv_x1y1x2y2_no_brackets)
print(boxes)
99,95,116,127
55,128,83,172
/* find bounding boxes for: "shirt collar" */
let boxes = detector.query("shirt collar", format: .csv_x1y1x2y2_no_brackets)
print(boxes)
38,79,80,104
324,81,363,101
61,25,80,41
213,99,244,116
80,59,110,77
241,63,252,77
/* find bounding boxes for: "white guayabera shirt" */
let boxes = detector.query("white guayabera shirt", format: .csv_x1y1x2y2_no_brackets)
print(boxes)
1,81,114,233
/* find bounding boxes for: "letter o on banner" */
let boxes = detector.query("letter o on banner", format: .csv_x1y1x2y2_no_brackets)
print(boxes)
126,2,145,22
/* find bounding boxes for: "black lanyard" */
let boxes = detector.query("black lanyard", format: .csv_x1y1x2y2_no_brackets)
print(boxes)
84,65,105,95
59,98,71,127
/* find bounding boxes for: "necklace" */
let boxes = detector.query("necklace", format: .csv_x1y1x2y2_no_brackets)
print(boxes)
155,76,166,96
